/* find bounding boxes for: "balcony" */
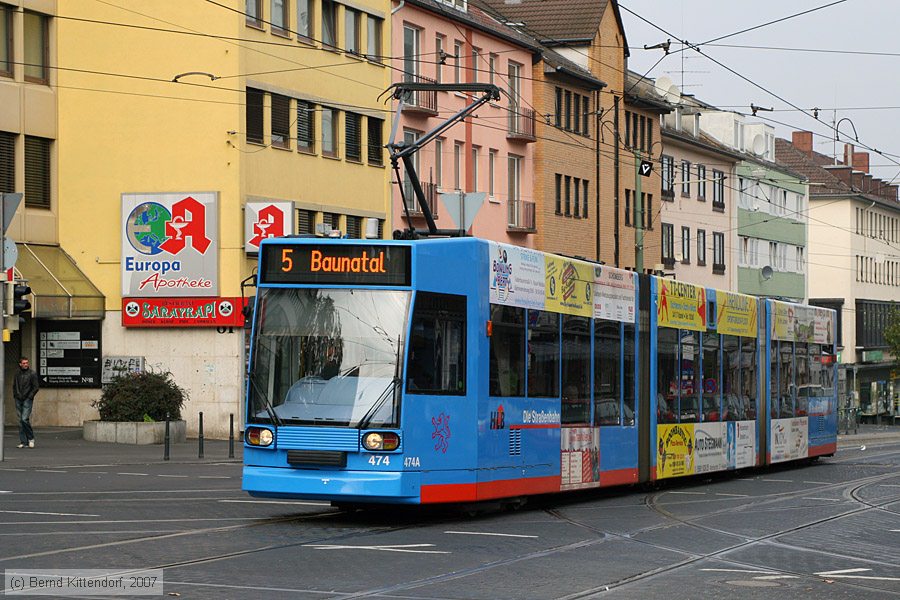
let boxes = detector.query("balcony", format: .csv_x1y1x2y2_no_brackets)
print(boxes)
507,199,536,232
402,180,439,218
400,74,438,117
507,107,536,142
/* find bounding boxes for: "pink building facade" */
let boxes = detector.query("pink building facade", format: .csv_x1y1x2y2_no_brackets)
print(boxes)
391,0,538,245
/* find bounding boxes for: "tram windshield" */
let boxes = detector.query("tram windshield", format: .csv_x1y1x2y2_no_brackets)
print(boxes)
248,288,410,427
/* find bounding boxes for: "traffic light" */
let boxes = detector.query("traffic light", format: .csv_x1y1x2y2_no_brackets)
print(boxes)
11,282,31,315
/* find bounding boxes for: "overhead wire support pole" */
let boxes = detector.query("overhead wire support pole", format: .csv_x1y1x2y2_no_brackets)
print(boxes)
384,82,502,237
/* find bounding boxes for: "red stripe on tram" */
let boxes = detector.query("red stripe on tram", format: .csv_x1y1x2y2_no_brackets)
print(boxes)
808,442,836,456
420,476,562,503
600,468,639,487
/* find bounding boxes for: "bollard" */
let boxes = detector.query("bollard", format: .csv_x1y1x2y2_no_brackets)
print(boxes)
164,413,170,461
198,411,205,459
228,413,235,459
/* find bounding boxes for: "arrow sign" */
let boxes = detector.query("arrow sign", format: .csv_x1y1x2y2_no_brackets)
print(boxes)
639,160,653,177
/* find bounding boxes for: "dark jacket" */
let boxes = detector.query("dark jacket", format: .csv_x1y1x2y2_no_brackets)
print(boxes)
13,368,39,402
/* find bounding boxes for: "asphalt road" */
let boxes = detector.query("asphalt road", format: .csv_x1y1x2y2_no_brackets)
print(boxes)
0,439,898,599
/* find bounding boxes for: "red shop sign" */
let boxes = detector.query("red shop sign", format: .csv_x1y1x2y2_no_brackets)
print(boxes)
122,297,246,328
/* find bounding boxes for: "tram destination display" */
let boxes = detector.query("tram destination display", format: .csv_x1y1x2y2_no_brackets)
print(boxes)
260,244,411,286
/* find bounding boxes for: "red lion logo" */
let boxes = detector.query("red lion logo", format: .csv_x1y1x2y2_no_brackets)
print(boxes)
431,413,451,453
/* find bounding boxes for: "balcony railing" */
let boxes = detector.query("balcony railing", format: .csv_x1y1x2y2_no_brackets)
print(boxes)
400,74,438,116
402,180,439,218
507,107,536,142
507,199,536,232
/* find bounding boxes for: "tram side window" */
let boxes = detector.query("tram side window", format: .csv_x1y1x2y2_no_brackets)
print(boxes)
795,343,809,416
527,310,560,398
623,323,636,426
770,339,779,419
680,331,701,423
406,292,466,395
702,332,721,421
489,304,525,397
595,320,621,426
778,341,794,418
723,335,740,421
741,337,757,419
562,315,590,424
657,327,678,424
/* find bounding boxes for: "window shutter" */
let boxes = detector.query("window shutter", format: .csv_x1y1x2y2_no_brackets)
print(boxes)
271,94,290,147
367,117,383,165
246,88,264,144
0,131,14,194
297,101,315,151
24,136,50,208
297,209,314,234
345,112,361,162
346,216,361,238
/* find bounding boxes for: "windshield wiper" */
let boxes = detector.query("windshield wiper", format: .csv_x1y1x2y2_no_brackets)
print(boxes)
357,335,402,430
249,376,283,427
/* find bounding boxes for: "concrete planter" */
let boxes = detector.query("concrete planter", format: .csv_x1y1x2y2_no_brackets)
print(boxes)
83,420,186,445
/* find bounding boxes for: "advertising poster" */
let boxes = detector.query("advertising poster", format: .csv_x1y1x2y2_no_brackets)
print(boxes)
772,301,829,344
244,201,295,253
545,256,593,317
122,297,246,328
790,417,809,460
726,420,756,469
716,290,758,337
657,279,706,331
488,242,545,310
813,307,834,345
593,266,636,323
771,417,809,463
694,422,727,474
657,424,696,479
561,427,600,490
122,192,219,297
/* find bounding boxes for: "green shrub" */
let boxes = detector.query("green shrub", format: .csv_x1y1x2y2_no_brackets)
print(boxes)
92,370,186,422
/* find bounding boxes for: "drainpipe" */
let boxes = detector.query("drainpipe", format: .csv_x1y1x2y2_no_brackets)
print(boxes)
391,0,405,15
595,89,601,262
613,95,620,268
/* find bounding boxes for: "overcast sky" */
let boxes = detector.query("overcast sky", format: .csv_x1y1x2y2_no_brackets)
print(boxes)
618,0,900,183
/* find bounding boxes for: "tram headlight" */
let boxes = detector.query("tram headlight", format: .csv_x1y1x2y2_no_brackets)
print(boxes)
246,426,274,447
363,431,400,451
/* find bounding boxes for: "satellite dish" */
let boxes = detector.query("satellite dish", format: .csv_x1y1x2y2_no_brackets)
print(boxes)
761,265,774,281
751,134,766,156
665,84,681,104
653,76,674,97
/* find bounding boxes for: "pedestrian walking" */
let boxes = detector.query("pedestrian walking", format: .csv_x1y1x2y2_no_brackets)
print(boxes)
13,356,39,449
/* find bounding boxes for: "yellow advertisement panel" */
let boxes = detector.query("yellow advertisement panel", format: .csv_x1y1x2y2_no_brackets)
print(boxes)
657,279,706,331
545,256,593,317
716,290,758,337
657,423,696,479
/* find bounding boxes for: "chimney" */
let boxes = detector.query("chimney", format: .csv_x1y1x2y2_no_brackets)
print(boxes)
792,131,813,155
843,143,854,167
853,152,870,173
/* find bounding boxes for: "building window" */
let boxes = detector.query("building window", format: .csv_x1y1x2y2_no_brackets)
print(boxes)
508,61,521,114
321,107,338,157
1,4,12,77
271,0,288,34
24,11,48,84
344,8,359,54
453,142,462,190
661,155,675,198
403,26,419,78
471,146,479,192
631,113,638,148
297,209,315,234
564,175,571,216
346,215,362,239
434,139,443,187
366,16,382,62
624,111,631,148
321,0,336,47
573,177,580,217
573,95,581,133
554,87,562,128
322,212,340,231
697,229,706,266
582,179,589,218
471,47,480,83
246,88,264,145
555,174,562,215
489,53,498,85
297,100,315,153
271,93,291,148
624,189,631,227
645,193,652,229
582,96,590,136
564,90,572,130
345,112,361,162
246,0,262,27
681,226,691,264
712,170,725,210
297,0,313,39
402,129,420,211
713,231,725,274
434,35,444,83
681,160,691,196
488,149,496,198
697,164,706,200
367,117,383,165
0,131,14,193
24,136,51,209
454,40,463,83
661,223,674,267
508,155,521,204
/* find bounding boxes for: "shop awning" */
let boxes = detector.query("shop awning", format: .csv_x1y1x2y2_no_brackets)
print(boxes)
16,243,105,319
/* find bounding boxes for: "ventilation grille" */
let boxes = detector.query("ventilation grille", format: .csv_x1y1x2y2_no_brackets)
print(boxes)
287,450,346,467
509,428,522,456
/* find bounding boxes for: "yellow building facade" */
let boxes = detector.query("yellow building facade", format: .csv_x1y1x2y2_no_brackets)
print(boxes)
2,0,392,437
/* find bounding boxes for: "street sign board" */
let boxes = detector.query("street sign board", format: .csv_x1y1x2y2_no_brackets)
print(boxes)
639,161,653,177
36,320,102,387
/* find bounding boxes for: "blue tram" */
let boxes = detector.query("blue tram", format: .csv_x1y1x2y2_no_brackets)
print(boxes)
242,237,837,504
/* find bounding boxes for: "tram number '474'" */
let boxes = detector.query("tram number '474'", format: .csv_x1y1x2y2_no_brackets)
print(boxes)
368,455,390,466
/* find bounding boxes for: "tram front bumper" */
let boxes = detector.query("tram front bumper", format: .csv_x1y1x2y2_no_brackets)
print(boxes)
242,466,422,504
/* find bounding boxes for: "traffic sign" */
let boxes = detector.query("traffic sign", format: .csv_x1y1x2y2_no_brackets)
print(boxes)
639,161,653,177
3,239,16,270
1,193,22,234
